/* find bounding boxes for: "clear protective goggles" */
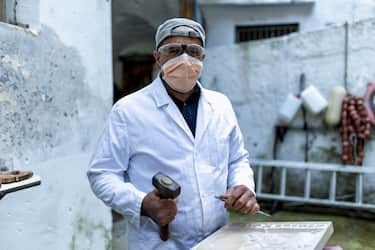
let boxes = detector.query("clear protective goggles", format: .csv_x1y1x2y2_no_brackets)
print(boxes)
158,43,204,58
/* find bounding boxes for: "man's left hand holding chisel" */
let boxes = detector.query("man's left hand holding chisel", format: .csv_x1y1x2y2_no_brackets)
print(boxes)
215,185,265,216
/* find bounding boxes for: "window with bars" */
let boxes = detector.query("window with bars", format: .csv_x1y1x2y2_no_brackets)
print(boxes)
236,23,299,43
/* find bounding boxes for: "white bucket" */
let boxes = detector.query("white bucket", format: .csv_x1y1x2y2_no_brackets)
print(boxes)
301,85,328,115
278,94,302,125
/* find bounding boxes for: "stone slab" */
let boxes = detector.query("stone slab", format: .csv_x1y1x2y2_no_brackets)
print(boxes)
192,221,333,250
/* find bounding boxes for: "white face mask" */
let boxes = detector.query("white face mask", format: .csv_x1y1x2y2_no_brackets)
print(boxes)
162,53,203,93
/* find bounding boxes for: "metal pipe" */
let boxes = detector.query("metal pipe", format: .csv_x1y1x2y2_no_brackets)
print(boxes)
344,21,349,90
329,171,336,201
304,169,311,199
257,166,263,194
280,168,287,196
193,0,198,21
355,174,363,204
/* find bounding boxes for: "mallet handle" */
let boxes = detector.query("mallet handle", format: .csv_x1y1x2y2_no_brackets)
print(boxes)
160,224,169,241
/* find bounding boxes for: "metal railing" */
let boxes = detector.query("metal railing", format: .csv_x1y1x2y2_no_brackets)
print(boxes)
251,159,375,210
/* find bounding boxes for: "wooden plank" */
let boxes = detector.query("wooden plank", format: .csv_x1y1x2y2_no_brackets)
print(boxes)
0,175,41,199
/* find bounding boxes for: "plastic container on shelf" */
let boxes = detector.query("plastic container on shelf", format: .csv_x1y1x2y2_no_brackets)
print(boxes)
324,86,347,126
278,94,302,125
301,85,328,115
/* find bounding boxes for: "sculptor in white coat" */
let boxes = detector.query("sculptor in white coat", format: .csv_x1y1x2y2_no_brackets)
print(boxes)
87,17,259,250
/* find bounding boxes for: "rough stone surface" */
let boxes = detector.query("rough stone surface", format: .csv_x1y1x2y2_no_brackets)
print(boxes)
0,1,112,249
192,221,333,250
201,19,375,201
0,24,101,163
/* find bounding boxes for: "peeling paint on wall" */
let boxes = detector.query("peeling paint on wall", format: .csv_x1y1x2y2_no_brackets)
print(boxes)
0,91,17,115
0,23,107,165
0,1,112,249
2,54,22,71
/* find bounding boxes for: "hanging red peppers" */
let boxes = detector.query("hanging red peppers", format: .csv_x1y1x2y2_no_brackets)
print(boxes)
340,96,372,165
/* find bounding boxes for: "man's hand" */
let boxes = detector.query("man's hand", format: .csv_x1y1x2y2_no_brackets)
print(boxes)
141,189,177,226
219,185,260,215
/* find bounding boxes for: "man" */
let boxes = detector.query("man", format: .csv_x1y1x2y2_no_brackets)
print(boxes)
87,17,259,250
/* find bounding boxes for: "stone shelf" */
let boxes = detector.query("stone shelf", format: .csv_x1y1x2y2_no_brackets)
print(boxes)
0,175,41,200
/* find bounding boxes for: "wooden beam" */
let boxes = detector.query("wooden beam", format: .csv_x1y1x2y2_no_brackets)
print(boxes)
0,0,4,21
180,0,194,19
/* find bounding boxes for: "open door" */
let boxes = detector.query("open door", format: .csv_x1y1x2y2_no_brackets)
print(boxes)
114,54,155,103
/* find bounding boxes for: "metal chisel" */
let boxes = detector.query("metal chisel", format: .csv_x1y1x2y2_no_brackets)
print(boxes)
215,195,272,217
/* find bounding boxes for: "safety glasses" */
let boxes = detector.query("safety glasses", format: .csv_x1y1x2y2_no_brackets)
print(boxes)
158,43,204,58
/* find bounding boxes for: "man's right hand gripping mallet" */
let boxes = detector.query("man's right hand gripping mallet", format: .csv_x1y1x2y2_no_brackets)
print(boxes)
152,172,181,241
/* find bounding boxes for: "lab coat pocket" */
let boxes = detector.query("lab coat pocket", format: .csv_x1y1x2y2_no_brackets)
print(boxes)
215,136,230,169
206,138,229,175
204,196,228,234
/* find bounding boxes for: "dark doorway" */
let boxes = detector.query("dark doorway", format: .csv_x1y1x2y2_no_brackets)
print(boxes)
113,54,155,104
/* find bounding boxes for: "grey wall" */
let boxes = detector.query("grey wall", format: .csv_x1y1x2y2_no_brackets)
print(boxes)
200,0,375,47
201,18,375,201
0,0,113,249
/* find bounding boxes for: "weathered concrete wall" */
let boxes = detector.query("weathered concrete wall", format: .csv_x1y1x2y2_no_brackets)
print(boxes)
0,1,112,249
200,0,375,47
201,18,375,202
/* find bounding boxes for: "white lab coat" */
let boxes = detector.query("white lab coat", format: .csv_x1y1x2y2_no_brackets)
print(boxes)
87,76,255,250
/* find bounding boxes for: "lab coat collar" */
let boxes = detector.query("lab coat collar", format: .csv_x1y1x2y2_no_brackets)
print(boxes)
153,76,171,108
151,76,214,144
152,76,212,107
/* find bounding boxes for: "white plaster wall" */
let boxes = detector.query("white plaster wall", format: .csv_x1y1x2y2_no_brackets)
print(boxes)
200,0,375,47
15,0,40,30
0,1,113,250
201,18,375,199
40,0,113,104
